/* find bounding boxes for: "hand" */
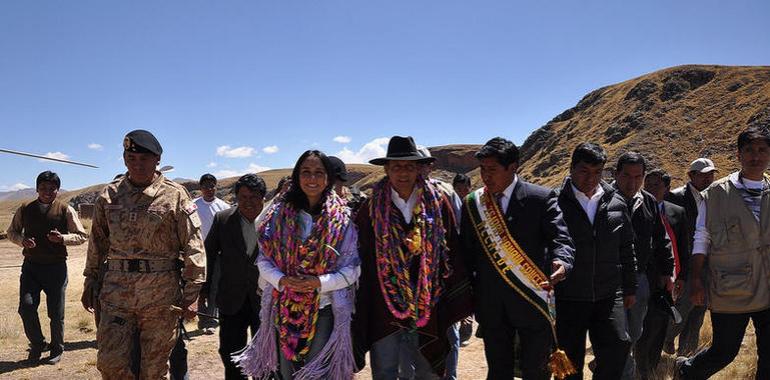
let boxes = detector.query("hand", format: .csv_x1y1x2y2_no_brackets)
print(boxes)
47,229,64,244
624,295,637,309
661,275,674,293
183,303,198,321
22,238,36,249
690,278,706,306
673,279,685,300
81,281,95,312
550,261,567,286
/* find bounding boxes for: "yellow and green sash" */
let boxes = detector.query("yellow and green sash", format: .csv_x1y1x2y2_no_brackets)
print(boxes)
466,187,575,378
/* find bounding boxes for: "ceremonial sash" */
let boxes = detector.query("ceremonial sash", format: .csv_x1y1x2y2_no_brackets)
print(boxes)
466,187,576,378
466,187,554,322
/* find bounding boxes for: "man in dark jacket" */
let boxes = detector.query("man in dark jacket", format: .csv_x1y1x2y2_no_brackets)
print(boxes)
555,142,636,380
613,152,674,379
202,174,265,380
462,137,575,380
663,158,717,356
634,169,691,379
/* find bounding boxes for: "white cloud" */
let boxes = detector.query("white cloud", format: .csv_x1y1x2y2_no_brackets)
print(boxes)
0,183,31,191
87,143,103,151
333,135,352,144
335,137,390,163
213,163,271,179
37,151,70,163
262,145,279,154
216,145,255,158
206,162,218,168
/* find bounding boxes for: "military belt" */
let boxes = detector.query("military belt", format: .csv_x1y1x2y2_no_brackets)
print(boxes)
106,259,178,273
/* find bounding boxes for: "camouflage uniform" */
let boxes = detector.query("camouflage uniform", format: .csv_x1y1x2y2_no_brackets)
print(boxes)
83,173,205,379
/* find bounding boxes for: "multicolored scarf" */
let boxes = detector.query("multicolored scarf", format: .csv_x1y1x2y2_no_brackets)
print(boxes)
370,176,450,328
234,189,358,380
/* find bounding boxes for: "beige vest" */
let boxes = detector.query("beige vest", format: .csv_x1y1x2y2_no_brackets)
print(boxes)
705,176,770,313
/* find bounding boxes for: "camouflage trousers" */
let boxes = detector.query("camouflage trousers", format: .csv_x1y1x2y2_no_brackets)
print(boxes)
96,272,184,379
96,303,181,379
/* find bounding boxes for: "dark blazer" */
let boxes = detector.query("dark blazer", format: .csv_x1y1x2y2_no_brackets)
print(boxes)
202,206,261,316
555,180,637,302
461,179,575,325
665,184,698,248
661,200,691,281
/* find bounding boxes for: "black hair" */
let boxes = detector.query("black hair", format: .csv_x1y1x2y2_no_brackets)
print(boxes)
570,142,607,169
233,173,266,198
452,173,471,186
36,171,61,189
646,168,671,188
474,137,519,167
199,173,217,185
737,126,770,150
615,151,647,173
285,150,335,212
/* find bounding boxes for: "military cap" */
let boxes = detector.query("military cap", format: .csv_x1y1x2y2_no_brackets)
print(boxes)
123,130,163,156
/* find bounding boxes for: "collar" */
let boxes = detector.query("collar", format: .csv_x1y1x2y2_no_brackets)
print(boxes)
498,175,518,200
570,182,604,201
123,172,164,197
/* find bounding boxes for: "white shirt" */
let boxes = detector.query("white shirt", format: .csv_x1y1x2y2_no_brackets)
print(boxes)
571,184,604,224
194,197,230,239
496,175,518,213
257,210,361,308
391,187,420,224
692,172,765,256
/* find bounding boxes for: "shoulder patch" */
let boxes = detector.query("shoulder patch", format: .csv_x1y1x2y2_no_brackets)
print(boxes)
184,202,197,215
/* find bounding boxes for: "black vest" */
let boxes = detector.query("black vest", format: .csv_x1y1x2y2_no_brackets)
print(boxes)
21,199,69,264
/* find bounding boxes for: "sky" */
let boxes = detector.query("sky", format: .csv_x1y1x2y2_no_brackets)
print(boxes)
1,0,769,191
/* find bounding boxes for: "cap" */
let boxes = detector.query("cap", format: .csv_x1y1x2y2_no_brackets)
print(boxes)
688,158,717,173
123,130,163,156
328,156,348,182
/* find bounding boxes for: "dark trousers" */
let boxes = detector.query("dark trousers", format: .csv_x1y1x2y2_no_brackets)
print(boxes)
18,260,68,352
635,301,670,378
479,295,552,380
556,294,631,380
220,298,260,380
680,308,770,379
169,332,189,380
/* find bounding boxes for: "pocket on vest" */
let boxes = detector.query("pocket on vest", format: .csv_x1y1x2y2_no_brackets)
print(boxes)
713,265,753,297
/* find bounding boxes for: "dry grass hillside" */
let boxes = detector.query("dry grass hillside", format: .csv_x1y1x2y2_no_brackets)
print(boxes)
516,65,770,187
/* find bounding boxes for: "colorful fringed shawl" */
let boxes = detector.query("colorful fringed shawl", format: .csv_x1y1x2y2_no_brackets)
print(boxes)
369,176,451,328
233,190,358,380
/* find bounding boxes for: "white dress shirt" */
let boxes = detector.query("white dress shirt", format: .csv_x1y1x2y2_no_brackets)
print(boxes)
391,187,420,224
257,210,361,308
571,184,604,224
496,175,518,213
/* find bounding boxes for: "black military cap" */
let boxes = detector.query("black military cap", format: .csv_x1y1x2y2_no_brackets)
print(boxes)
123,130,163,156
328,156,349,182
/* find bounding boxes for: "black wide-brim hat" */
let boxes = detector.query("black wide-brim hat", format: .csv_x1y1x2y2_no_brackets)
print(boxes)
369,136,436,166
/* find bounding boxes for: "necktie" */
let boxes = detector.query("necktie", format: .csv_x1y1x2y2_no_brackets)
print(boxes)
660,211,681,279
496,193,505,213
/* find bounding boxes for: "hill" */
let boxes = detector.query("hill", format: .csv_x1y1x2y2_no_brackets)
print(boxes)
516,65,770,187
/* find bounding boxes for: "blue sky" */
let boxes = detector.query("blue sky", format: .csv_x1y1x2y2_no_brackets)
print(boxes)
1,0,768,191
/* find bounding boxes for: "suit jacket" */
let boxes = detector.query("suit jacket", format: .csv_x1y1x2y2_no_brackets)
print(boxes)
661,200,692,281
202,206,261,316
461,179,575,326
665,184,698,248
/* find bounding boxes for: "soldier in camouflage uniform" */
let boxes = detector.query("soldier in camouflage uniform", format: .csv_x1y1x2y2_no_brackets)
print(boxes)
81,130,206,379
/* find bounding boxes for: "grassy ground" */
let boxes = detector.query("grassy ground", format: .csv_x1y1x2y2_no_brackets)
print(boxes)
0,240,759,379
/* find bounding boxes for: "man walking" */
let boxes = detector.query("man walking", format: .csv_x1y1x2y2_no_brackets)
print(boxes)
81,130,206,379
677,126,770,379
462,137,575,380
7,170,88,364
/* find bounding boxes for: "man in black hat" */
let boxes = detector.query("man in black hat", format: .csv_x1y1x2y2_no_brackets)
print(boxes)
328,155,367,218
352,136,472,379
81,129,206,379
7,171,88,364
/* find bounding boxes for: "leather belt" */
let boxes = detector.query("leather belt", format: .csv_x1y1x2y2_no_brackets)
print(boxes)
106,259,178,273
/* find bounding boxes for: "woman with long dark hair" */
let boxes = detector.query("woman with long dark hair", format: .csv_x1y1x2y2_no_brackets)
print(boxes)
233,150,360,380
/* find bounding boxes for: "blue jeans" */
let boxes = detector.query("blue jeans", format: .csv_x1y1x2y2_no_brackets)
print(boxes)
444,323,460,380
622,273,650,380
278,306,334,380
373,329,436,380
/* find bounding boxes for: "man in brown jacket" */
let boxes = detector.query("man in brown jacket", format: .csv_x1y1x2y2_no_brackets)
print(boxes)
677,126,770,379
7,171,88,364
